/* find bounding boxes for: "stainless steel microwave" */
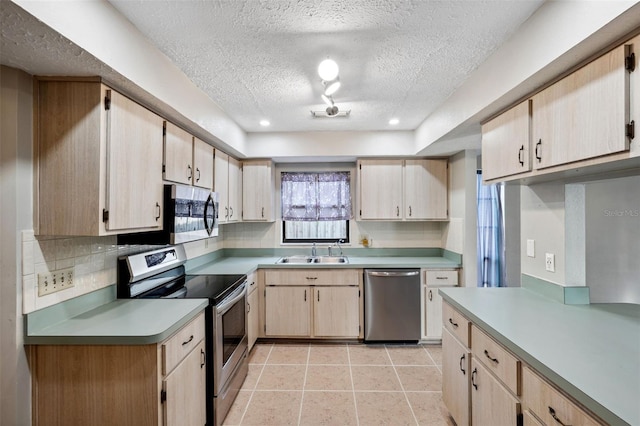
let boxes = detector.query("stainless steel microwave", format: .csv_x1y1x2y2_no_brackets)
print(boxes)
118,184,219,245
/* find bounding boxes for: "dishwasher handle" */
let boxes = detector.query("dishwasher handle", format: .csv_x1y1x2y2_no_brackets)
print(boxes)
367,271,420,277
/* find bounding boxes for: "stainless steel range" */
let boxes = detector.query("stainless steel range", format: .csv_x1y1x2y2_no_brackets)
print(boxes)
118,245,247,426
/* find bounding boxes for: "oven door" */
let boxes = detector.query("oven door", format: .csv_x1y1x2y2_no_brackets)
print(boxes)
213,282,248,393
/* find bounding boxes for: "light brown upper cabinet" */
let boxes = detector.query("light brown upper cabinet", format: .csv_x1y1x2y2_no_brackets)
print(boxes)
242,160,275,222
214,150,241,224
358,159,448,221
36,80,164,236
405,159,448,220
532,43,630,170
481,100,531,181
163,122,214,189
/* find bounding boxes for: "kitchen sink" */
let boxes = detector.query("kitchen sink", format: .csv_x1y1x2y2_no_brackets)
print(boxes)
275,255,349,264
313,256,349,264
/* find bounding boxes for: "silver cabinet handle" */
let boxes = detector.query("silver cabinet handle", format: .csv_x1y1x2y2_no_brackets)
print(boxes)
187,164,192,180
459,354,466,375
182,335,194,346
471,368,478,390
409,206,412,217
396,206,400,217
155,202,161,221
196,167,201,182
225,207,229,219
304,289,307,301
428,290,432,301
247,302,251,313
229,207,233,218
261,207,264,218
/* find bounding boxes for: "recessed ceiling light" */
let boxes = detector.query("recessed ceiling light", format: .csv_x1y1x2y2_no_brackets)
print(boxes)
389,118,399,125
259,119,270,127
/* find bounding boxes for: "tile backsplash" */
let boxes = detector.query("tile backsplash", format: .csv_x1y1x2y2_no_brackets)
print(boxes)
21,231,159,314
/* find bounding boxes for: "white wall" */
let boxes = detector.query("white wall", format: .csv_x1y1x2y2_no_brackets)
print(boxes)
246,131,416,160
520,183,566,285
444,150,479,287
1,65,33,426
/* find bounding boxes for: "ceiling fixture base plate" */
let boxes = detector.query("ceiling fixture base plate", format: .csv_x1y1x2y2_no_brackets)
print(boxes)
310,110,351,118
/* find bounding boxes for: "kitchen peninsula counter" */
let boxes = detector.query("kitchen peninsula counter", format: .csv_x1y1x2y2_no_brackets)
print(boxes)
439,287,640,426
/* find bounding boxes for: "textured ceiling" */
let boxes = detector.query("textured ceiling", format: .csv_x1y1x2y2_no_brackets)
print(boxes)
107,0,544,132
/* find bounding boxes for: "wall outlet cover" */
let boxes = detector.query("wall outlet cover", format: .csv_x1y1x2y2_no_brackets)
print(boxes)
545,253,555,272
38,267,75,296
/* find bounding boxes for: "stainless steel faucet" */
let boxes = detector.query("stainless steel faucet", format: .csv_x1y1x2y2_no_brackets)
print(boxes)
329,239,343,256
311,242,317,257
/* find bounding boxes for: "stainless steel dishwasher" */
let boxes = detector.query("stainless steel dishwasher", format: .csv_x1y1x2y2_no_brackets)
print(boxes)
364,269,421,342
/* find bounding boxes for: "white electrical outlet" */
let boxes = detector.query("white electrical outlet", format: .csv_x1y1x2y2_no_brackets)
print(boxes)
545,253,555,272
38,267,74,296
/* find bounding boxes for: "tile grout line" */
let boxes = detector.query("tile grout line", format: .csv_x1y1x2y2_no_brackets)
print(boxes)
296,344,311,426
423,345,444,374
238,344,273,426
386,345,421,426
347,344,360,426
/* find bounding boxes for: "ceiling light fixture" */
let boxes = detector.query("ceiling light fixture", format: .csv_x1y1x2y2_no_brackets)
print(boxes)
318,58,339,81
259,119,270,127
321,94,333,106
389,118,399,125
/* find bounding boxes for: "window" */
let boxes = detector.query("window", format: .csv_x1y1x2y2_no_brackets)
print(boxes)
281,171,352,243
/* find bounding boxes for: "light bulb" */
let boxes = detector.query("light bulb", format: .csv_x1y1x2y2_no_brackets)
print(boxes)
318,58,339,81
389,118,399,125
323,78,341,96
321,94,333,106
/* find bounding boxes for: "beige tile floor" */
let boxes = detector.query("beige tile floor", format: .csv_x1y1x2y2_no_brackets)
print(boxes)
223,343,455,426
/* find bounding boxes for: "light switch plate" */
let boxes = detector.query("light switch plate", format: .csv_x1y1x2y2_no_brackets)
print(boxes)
526,239,535,257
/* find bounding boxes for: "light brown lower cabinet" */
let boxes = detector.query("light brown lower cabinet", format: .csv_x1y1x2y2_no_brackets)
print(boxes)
30,312,206,426
471,358,521,426
442,301,606,426
262,269,363,339
442,327,470,426
522,366,601,426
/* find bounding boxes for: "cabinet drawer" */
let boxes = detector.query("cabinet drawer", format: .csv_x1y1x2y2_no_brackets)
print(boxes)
162,312,205,375
442,302,470,347
522,366,601,426
523,410,544,426
247,270,258,295
471,325,520,396
265,269,360,286
425,269,458,286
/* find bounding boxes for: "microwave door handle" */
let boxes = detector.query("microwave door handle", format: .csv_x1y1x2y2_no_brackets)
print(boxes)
217,284,246,315
204,194,214,235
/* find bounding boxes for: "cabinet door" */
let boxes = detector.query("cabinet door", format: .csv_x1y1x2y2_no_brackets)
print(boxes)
265,286,310,337
163,122,193,185
214,151,229,223
481,100,531,180
471,358,521,426
313,286,360,338
247,288,259,351
106,89,164,231
243,160,273,221
532,44,629,170
358,159,403,219
227,156,242,223
163,340,206,426
193,138,213,189
404,159,448,219
424,286,444,339
442,328,470,426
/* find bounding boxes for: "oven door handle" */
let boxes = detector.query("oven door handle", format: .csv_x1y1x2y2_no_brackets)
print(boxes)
217,284,246,315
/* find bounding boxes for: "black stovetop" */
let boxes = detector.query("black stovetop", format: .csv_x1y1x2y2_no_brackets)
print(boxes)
136,272,246,305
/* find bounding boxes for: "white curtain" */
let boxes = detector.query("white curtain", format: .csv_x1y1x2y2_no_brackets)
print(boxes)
477,171,505,287
281,172,352,221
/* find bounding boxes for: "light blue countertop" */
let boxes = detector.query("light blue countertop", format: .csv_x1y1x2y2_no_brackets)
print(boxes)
188,256,461,275
25,299,208,345
439,287,640,426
